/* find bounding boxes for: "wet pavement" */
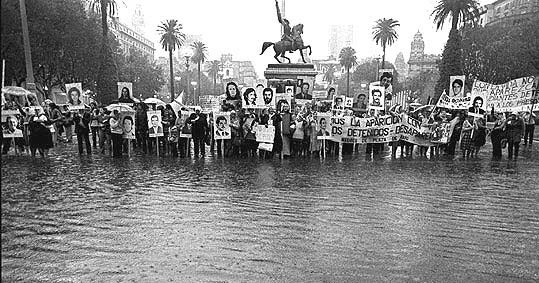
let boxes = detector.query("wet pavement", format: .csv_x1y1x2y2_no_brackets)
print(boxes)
2,142,539,282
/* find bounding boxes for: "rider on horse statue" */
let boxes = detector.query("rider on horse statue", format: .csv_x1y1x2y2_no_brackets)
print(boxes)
276,0,295,48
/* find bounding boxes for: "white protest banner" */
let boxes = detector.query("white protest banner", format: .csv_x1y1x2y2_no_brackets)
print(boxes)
449,75,465,97
121,111,136,139
436,92,472,109
213,112,231,140
329,115,400,144
397,114,436,146
200,95,221,112
65,83,84,109
471,76,537,112
147,110,164,137
258,143,273,152
368,85,385,111
255,124,275,143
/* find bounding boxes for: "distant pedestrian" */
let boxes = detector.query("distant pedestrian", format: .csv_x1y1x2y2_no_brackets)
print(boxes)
504,111,525,160
74,111,91,155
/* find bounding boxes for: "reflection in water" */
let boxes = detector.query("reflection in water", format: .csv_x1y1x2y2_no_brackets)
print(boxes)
2,143,539,282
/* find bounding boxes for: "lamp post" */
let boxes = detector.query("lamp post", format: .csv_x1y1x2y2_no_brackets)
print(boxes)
181,46,194,105
374,57,381,82
19,0,37,100
191,81,197,104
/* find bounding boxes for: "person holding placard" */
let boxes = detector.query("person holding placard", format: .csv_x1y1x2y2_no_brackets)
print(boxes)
28,111,53,158
67,87,82,106
504,111,525,160
74,111,91,155
450,79,464,97
118,87,134,103
110,110,123,157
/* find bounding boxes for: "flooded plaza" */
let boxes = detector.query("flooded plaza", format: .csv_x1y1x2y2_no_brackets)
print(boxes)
2,144,538,282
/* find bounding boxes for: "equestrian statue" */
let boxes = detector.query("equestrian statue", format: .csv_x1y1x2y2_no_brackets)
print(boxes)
260,0,312,63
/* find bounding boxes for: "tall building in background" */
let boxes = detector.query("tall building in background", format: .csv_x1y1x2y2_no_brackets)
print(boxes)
394,52,408,78
482,0,539,27
328,25,353,59
220,54,258,87
110,18,155,58
407,31,440,78
131,3,145,34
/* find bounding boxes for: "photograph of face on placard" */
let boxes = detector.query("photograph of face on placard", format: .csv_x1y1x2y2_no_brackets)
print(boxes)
332,95,345,111
368,85,385,111
213,112,231,140
2,115,23,138
316,113,331,139
449,76,465,97
118,82,134,103
66,83,84,109
259,87,276,108
147,110,164,137
121,111,136,139
275,93,292,113
242,87,259,109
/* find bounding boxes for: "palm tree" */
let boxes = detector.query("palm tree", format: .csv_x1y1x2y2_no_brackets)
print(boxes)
339,47,357,97
207,60,221,94
431,0,480,99
191,41,207,105
88,0,119,103
323,65,336,84
431,0,480,31
158,20,185,102
372,18,400,69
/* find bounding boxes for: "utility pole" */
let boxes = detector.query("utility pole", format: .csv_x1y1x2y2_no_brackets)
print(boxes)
19,0,37,100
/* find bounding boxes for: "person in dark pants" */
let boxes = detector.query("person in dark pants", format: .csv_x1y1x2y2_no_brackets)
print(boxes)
109,110,123,157
445,112,465,156
135,103,149,153
490,112,505,159
192,108,208,157
523,112,536,146
504,111,525,160
74,111,92,155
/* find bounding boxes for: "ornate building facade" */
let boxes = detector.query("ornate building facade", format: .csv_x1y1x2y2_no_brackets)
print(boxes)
482,0,539,27
407,31,440,78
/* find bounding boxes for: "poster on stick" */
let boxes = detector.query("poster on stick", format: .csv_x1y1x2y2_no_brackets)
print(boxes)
65,83,84,109
449,75,465,97
368,85,385,111
213,112,231,140
147,110,164,137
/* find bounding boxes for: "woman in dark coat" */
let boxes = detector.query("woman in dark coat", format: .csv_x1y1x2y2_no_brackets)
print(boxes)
28,111,54,157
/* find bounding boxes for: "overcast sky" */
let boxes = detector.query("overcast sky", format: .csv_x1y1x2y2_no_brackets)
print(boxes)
120,0,492,77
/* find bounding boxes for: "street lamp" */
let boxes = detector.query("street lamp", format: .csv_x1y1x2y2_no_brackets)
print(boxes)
374,57,381,82
181,46,194,105
191,81,197,104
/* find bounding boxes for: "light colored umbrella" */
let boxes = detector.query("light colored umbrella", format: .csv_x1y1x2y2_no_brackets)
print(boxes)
1,86,33,97
106,103,134,112
143,97,166,106
411,104,435,114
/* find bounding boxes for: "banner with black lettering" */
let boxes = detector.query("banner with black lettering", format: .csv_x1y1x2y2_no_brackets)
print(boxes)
471,76,537,112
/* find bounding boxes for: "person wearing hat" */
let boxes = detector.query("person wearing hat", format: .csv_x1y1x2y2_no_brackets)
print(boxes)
503,111,525,160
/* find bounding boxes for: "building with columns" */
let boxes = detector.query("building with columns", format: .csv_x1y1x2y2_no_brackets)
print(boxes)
407,31,440,78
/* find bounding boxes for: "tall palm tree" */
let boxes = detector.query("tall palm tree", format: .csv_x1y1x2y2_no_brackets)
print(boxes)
158,20,185,102
323,65,336,84
431,0,480,99
339,47,357,97
207,60,221,94
431,0,480,31
191,41,207,105
372,18,400,69
88,0,119,103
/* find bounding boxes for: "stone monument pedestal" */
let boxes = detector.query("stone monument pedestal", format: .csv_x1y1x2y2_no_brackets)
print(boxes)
264,63,317,93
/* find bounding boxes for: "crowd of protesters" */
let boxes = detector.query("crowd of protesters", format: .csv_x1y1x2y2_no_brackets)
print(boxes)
1,92,536,161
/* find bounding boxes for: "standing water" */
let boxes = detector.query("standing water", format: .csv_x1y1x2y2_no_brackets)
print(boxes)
2,143,539,282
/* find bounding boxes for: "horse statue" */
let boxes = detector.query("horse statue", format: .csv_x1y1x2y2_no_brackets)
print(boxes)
260,24,312,64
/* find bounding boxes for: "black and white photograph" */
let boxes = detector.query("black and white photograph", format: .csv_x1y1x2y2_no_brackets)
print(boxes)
1,0,538,282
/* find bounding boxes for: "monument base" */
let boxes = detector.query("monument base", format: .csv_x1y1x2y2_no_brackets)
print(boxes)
264,63,318,94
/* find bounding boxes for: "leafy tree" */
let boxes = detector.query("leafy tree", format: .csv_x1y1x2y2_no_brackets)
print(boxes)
372,18,400,69
158,19,185,102
88,0,120,104
207,60,221,94
432,0,480,99
323,65,336,84
1,0,102,98
191,41,207,105
118,48,165,100
461,18,539,84
339,47,357,97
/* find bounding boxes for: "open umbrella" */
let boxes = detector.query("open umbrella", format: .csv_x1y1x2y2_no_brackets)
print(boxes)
1,86,33,97
106,103,134,112
143,97,166,106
